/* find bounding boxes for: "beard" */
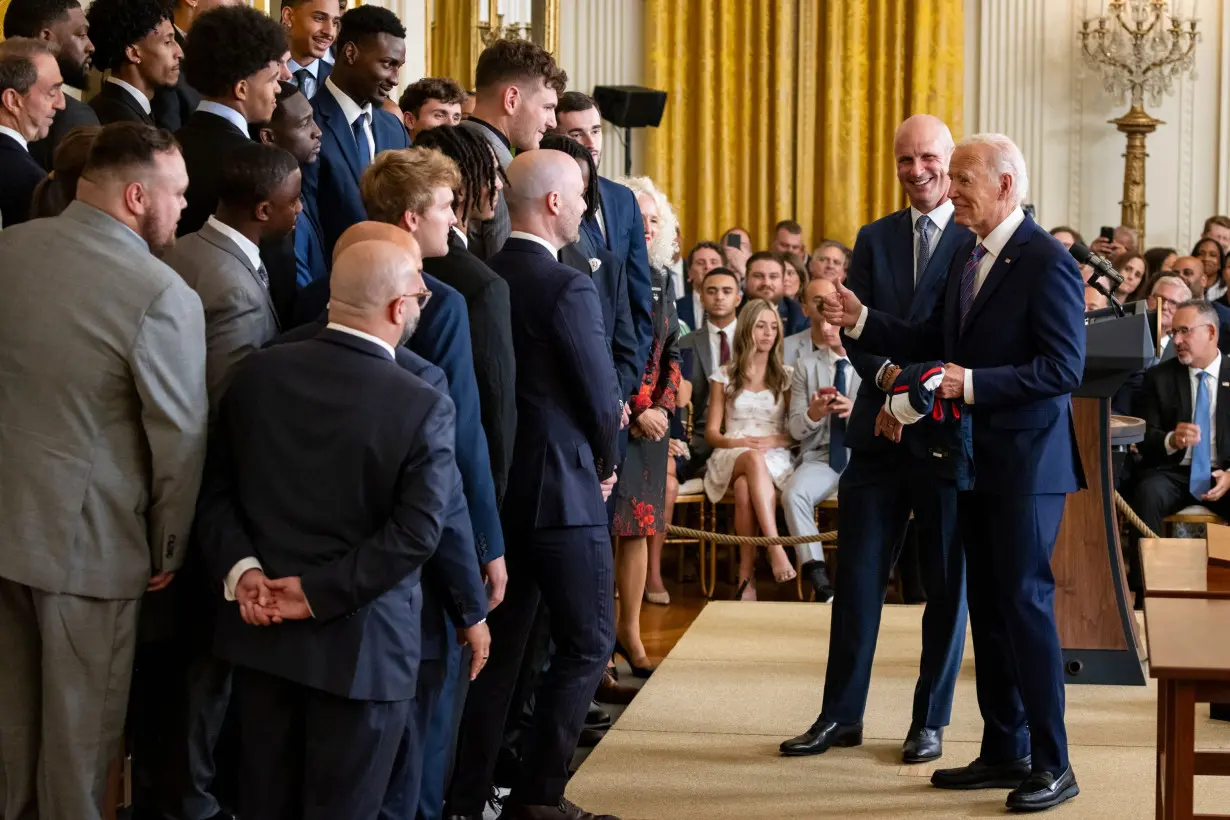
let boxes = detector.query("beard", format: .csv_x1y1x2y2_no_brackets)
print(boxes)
139,213,177,258
397,314,420,347
57,55,89,90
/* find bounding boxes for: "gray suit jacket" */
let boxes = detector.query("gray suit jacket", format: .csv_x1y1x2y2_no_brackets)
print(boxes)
460,118,512,261
788,347,861,466
163,221,281,414
783,328,814,367
0,202,208,599
678,328,717,470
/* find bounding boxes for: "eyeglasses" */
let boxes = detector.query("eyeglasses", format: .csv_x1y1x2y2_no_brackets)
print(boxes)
1171,323,1213,339
402,289,432,309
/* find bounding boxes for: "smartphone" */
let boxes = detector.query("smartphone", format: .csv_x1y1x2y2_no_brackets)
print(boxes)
1099,226,1115,242
819,386,838,400
725,234,742,250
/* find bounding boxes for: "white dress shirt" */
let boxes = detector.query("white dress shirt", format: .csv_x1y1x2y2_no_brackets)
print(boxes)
707,319,736,374
1165,353,1221,468
691,290,705,330
287,57,321,100
911,199,954,282
452,225,469,249
0,125,28,150
508,230,559,259
107,77,153,115
326,77,374,163
206,216,262,271
195,100,251,138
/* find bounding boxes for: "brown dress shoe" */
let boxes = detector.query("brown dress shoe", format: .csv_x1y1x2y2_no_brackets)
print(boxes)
498,797,619,819
593,668,636,705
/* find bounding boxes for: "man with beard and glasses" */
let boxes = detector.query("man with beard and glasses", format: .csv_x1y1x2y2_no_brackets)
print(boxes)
86,0,181,127
0,121,207,820
3,0,96,170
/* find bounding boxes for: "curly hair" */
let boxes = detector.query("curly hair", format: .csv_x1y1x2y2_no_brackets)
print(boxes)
620,176,677,270
537,133,598,219
182,5,286,98
84,0,171,72
3,0,80,38
360,147,461,226
217,142,300,211
335,5,405,51
475,37,567,95
413,125,499,222
398,76,465,118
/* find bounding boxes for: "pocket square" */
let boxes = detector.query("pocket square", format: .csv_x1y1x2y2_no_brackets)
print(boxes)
589,257,602,272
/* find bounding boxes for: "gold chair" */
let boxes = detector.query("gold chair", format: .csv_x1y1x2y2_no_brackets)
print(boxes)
665,403,713,596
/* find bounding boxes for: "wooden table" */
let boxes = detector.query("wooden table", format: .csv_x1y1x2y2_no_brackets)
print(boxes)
1141,538,1230,600
1144,597,1230,819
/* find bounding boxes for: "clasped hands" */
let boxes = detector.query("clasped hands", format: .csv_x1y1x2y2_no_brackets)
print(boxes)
1172,423,1230,501
234,568,312,626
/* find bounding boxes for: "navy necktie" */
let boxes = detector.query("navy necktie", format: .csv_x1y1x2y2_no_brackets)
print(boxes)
959,244,988,327
830,359,848,472
915,214,934,283
1190,371,1212,498
294,68,312,97
352,112,370,170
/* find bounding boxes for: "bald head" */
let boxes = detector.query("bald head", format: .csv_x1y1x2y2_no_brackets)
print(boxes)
504,149,587,247
801,276,836,322
333,220,420,265
328,238,426,349
1173,255,1206,298
894,114,955,213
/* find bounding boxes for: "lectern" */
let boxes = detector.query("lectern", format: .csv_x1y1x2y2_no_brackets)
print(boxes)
1053,310,1154,685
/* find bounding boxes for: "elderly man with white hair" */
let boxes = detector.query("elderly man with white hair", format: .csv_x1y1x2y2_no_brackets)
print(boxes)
822,133,1086,812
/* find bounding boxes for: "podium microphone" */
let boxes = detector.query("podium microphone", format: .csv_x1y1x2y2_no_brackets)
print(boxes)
1069,242,1124,287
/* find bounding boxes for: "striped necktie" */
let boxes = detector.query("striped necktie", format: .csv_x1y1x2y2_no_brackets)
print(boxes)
915,214,934,283
959,244,988,327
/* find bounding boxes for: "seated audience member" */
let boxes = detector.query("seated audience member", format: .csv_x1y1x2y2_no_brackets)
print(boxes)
1193,237,1227,301
86,0,180,126
1174,254,1207,299
1144,245,1178,279
1091,224,1138,258
306,4,409,259
28,123,99,219
4,0,97,170
283,0,340,100
1084,282,1108,312
1049,225,1083,250
176,4,286,235
1131,300,1230,592
719,225,753,280
745,250,808,335
194,239,461,820
704,298,797,598
1147,275,1192,362
782,253,806,302
164,142,301,412
1203,214,1230,255
782,277,859,601
1113,251,1146,302
398,76,465,141
254,82,326,323
677,240,726,332
678,267,742,480
771,218,806,259
807,239,850,284
0,37,62,227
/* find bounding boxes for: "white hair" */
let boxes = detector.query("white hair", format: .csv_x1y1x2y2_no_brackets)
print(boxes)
619,175,678,270
1151,274,1192,301
962,133,1029,204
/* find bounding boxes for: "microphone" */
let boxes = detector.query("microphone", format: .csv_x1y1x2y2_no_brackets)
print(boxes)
1069,242,1124,287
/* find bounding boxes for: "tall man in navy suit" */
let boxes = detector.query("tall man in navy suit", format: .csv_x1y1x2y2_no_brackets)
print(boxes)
555,90,654,375
282,0,339,100
446,150,623,820
196,239,469,820
780,115,970,765
824,133,1085,813
303,4,409,260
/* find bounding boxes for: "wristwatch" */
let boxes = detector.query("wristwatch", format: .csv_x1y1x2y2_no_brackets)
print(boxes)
877,364,902,392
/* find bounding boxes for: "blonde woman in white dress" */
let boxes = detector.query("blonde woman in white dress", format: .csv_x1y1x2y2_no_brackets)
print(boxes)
704,298,797,600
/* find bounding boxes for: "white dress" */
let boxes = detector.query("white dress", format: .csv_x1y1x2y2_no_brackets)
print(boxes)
703,364,796,503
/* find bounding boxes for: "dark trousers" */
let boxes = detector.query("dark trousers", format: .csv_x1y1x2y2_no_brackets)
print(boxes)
234,666,410,820
1131,464,1230,586
446,526,614,811
379,651,450,820
961,491,1068,776
821,465,967,729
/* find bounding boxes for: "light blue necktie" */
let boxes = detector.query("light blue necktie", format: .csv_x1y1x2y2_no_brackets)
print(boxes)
915,214,934,283
1190,371,1212,498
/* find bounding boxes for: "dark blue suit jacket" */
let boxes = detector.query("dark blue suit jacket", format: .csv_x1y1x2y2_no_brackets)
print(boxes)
857,213,1087,496
198,330,455,700
304,85,411,260
560,230,640,398
487,238,623,533
676,282,699,333
843,207,973,470
778,296,809,336
586,176,654,377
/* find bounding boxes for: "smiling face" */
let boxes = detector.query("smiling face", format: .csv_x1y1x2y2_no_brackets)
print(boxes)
406,97,461,140
1173,256,1206,298
948,143,1015,238
284,0,341,62
342,32,405,106
638,191,660,249
894,116,952,213
505,77,557,152
746,257,784,303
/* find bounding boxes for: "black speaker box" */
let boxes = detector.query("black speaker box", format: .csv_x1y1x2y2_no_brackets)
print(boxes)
592,85,668,129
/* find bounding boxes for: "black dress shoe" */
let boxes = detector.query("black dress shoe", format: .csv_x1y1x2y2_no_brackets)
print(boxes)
902,726,943,763
498,797,619,819
1006,766,1079,812
585,701,612,730
779,716,862,756
801,560,835,603
445,815,484,820
931,756,1032,790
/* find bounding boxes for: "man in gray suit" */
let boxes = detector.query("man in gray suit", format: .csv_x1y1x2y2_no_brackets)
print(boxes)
676,266,741,480
0,121,207,820
782,277,860,600
459,37,567,260
165,141,301,412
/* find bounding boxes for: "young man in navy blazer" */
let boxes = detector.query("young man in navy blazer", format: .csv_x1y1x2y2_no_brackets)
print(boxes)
303,4,409,260
825,133,1085,813
780,116,970,768
282,0,339,100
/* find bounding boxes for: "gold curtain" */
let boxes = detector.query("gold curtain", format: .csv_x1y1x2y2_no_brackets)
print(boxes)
0,0,11,41
645,0,964,251
430,1,477,88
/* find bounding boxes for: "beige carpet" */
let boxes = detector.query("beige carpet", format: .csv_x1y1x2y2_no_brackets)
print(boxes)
566,603,1230,819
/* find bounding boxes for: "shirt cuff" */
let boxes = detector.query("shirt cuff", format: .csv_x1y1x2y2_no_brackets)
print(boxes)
874,361,894,392
963,368,975,404
1165,431,1179,455
223,557,263,601
847,306,869,339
